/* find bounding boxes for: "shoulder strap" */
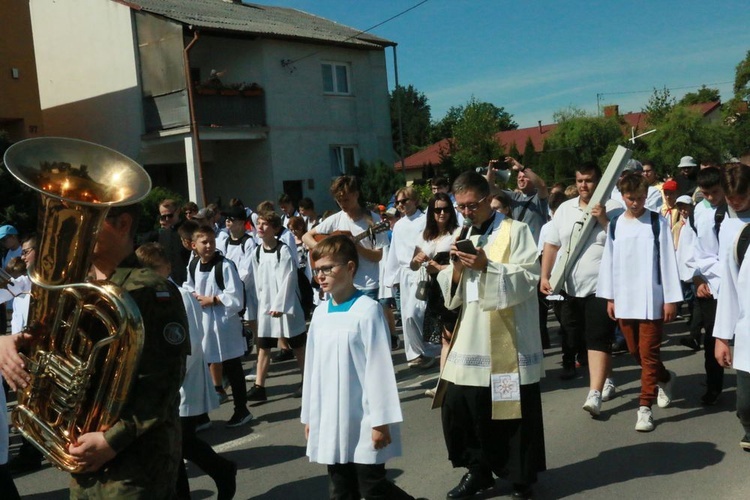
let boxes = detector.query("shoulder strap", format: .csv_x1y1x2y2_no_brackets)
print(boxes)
213,254,226,291
736,223,750,268
517,196,535,222
188,256,200,284
714,203,727,240
608,214,620,241
255,241,286,264
688,211,696,233
650,211,661,285
238,233,252,254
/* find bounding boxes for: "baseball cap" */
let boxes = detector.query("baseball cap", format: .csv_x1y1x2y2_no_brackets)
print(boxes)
662,180,678,191
676,195,693,206
0,225,19,240
221,206,247,221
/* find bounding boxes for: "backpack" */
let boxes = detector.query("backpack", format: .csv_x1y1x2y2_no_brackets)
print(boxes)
223,232,253,255
609,210,662,285
735,223,750,268
188,253,246,316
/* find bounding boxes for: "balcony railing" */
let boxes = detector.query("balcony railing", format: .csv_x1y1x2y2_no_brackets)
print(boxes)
143,89,266,133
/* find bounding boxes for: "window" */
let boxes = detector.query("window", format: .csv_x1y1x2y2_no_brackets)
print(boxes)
322,62,350,94
330,145,358,176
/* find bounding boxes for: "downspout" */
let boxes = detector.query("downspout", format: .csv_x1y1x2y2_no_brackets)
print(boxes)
183,29,206,206
392,45,405,173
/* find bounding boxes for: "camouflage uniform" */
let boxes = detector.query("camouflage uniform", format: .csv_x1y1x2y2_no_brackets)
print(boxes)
70,255,190,499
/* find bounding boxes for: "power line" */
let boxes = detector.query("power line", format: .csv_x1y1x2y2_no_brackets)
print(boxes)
282,0,430,67
597,80,734,98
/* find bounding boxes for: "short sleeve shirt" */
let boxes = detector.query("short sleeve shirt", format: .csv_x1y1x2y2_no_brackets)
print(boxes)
314,211,388,290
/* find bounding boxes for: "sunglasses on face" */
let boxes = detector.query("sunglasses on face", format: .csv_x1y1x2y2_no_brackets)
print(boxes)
433,207,451,214
159,213,174,221
395,198,411,205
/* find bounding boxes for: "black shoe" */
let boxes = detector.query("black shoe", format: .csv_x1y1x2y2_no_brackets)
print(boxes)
247,384,267,402
216,461,238,500
273,349,294,363
558,366,577,380
511,483,533,499
293,383,303,398
611,340,627,354
701,388,721,406
8,453,42,475
679,338,701,351
446,471,494,499
226,409,253,428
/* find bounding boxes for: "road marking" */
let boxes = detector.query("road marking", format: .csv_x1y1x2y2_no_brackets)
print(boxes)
213,432,263,453
397,374,439,392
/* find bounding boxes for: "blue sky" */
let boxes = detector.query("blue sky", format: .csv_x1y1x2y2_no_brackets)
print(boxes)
256,0,749,129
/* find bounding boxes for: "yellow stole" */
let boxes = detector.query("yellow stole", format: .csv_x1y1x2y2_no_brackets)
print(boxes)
432,217,522,420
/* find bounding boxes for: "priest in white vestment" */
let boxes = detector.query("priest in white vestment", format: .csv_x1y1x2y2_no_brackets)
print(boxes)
432,171,545,500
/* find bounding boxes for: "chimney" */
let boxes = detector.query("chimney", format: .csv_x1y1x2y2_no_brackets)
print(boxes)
538,120,542,133
603,105,619,118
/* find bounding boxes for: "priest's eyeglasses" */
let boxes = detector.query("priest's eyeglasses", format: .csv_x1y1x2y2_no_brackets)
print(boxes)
456,196,487,212
312,264,343,277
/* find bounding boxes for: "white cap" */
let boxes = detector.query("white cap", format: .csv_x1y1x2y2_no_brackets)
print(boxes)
676,195,693,205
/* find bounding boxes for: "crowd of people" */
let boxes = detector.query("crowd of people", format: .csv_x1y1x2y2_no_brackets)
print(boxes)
0,153,749,499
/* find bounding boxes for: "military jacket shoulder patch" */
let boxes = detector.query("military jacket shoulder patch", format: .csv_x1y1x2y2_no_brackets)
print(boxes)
163,322,187,346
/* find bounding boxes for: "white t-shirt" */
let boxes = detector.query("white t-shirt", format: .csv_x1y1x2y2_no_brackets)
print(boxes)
544,197,623,297
314,211,388,291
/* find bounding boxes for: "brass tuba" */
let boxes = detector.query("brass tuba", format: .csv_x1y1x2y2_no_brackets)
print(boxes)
2,137,152,472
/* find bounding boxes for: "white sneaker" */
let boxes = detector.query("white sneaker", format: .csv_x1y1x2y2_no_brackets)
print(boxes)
602,379,617,402
425,387,437,398
582,390,602,417
635,406,654,432
245,369,257,382
657,370,676,408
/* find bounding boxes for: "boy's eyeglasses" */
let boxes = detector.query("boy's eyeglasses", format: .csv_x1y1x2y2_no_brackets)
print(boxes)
159,213,174,221
312,264,343,277
21,248,35,256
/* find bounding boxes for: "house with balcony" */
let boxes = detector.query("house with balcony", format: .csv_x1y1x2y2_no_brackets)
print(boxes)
28,0,396,210
0,0,44,144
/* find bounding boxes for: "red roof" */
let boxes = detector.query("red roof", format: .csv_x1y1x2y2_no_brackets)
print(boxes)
397,101,721,172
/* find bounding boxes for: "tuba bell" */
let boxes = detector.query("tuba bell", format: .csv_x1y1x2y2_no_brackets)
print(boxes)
2,137,152,472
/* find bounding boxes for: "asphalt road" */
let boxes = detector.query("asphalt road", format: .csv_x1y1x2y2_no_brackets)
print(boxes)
9,314,750,499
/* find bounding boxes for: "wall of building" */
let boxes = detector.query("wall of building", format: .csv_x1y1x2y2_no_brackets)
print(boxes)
0,0,44,141
28,0,142,158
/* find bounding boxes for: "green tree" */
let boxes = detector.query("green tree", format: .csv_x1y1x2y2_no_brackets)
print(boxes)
643,105,731,175
139,186,184,233
725,50,750,156
522,136,537,169
447,97,520,173
539,108,623,183
0,138,40,235
355,159,406,205
430,105,463,143
390,84,432,157
679,85,721,105
507,141,521,161
642,86,676,126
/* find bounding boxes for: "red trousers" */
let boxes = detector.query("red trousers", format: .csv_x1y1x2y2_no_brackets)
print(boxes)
618,319,670,407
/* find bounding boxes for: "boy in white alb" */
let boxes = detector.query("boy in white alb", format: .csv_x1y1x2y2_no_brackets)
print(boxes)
246,211,307,402
136,243,236,498
598,173,683,432
712,163,750,450
183,225,252,428
302,235,416,499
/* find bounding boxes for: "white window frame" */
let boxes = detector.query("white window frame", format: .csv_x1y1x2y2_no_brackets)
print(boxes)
321,62,352,95
330,145,358,175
